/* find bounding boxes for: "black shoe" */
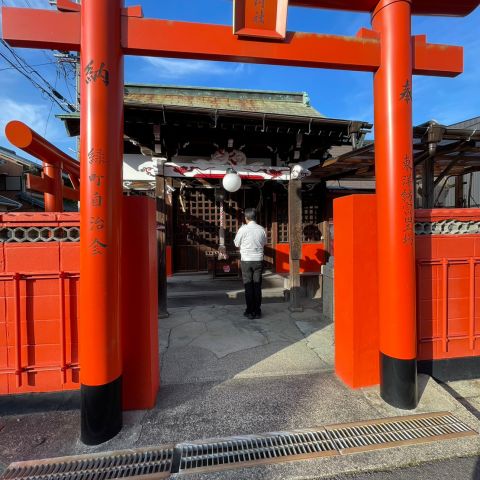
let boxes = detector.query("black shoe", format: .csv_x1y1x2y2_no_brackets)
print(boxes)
247,313,256,320
243,310,251,317
254,311,262,319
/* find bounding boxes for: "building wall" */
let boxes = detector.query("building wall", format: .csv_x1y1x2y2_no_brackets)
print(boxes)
0,152,42,212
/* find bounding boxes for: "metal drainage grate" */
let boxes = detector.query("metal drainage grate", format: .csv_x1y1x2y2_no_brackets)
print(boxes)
326,412,476,453
1,446,174,480
177,430,337,474
177,412,476,474
0,413,476,478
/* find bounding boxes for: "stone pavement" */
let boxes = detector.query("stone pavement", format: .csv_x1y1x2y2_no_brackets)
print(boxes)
160,299,334,384
0,300,479,479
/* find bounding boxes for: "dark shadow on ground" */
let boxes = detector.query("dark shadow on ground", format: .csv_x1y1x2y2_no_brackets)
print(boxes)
439,381,480,420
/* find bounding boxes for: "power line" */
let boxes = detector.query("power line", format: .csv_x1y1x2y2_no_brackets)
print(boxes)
0,61,57,72
44,67,61,136
0,49,71,112
0,40,76,112
1,0,78,117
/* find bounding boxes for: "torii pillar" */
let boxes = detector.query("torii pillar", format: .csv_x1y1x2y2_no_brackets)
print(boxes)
78,0,124,445
2,0,473,444
372,0,417,408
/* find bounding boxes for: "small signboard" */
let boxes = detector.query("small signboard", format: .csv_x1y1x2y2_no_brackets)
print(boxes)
234,0,288,40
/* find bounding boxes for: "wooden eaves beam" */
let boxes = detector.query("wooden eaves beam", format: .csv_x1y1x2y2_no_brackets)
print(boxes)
1,7,463,76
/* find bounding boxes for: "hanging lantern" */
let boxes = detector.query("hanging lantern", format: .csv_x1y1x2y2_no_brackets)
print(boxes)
222,169,242,192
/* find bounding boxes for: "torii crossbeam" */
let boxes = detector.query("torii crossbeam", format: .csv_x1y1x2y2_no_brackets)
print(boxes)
2,0,478,445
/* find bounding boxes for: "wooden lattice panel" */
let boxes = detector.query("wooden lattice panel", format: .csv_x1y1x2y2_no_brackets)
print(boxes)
277,189,322,243
172,185,277,272
302,190,322,242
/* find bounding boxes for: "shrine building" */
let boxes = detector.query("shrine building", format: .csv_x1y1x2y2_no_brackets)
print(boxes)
58,83,372,277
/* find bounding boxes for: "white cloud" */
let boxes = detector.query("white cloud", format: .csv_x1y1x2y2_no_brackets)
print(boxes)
0,97,62,145
143,57,246,80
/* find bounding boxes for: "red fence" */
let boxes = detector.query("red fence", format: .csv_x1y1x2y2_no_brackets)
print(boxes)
415,209,480,361
0,213,80,394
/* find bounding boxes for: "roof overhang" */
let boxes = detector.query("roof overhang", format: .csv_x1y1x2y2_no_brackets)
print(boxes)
57,106,371,139
312,121,480,180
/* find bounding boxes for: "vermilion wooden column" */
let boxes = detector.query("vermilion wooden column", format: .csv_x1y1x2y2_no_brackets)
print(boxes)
372,0,418,409
79,0,124,444
43,162,63,212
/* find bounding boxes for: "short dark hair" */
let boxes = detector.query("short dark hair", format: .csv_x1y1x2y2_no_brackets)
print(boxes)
244,208,256,222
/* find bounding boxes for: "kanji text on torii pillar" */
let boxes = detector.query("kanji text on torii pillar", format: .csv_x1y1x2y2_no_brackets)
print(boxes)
2,0,477,444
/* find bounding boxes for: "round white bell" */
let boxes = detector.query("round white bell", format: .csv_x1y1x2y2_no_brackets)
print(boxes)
222,172,242,192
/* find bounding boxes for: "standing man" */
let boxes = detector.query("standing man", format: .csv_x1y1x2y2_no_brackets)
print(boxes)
234,208,267,319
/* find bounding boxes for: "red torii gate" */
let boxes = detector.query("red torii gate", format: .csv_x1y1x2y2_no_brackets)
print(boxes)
5,120,80,212
1,0,477,445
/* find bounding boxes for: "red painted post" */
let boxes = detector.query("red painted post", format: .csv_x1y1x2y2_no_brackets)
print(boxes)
372,0,417,409
43,162,63,212
79,0,124,444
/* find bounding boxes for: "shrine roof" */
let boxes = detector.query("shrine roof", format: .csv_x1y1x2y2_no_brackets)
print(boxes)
122,84,325,119
57,84,373,164
59,84,371,140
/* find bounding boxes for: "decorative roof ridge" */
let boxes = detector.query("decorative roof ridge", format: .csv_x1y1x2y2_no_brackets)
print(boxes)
125,82,307,97
124,83,314,105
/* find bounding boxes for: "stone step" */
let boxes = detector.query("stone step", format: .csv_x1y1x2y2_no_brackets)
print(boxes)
167,286,285,299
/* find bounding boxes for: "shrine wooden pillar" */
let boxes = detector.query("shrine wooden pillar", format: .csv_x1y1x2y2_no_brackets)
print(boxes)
79,0,124,444
156,170,169,319
372,0,417,409
421,156,435,208
288,178,303,312
455,176,465,208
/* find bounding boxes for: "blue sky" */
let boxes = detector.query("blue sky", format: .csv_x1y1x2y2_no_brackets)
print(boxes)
0,0,479,157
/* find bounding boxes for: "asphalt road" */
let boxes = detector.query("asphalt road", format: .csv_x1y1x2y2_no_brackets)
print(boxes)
324,456,480,480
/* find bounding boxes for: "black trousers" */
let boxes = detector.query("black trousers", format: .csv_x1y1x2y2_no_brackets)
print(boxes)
241,260,263,314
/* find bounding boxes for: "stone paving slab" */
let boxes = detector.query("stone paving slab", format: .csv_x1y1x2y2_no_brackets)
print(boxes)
160,302,331,384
